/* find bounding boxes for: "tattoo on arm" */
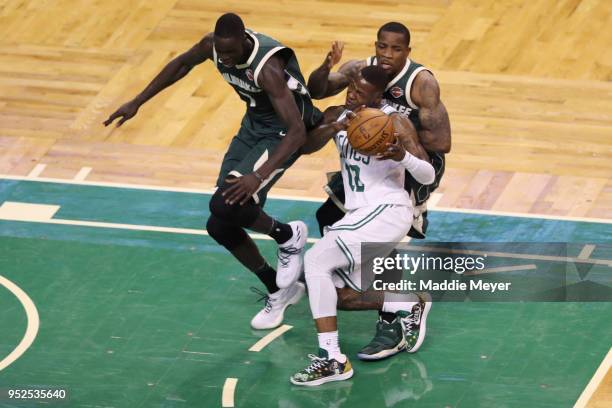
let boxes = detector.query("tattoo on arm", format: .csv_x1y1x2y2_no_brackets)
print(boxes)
413,72,451,153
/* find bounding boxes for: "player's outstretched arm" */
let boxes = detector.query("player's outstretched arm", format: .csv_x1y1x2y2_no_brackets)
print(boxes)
103,33,214,127
301,106,350,154
307,41,364,99
223,55,307,205
411,71,451,153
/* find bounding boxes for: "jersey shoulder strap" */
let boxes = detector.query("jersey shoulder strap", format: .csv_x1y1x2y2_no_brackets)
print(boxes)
248,30,291,87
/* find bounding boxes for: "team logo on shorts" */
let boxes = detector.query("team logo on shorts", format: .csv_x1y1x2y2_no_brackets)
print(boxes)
390,86,404,98
246,69,254,82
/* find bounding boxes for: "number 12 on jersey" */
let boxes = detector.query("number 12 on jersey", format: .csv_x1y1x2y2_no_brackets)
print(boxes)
345,164,365,192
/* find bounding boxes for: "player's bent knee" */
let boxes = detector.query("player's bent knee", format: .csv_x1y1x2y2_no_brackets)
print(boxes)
304,249,333,280
205,215,247,250
209,182,261,227
209,188,234,220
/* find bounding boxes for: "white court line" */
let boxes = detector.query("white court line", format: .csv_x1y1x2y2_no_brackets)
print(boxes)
0,203,320,244
577,244,596,260
1,174,610,224
73,167,92,181
574,347,612,408
0,174,323,202
26,164,46,178
248,324,293,352
1,216,320,243
0,275,40,371
0,202,59,221
182,350,213,355
464,264,537,276
222,378,238,408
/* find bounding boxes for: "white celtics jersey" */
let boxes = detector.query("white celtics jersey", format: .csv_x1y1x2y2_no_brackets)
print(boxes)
334,104,411,210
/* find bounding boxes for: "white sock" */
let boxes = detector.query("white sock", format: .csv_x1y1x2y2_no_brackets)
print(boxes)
318,331,346,362
382,292,419,314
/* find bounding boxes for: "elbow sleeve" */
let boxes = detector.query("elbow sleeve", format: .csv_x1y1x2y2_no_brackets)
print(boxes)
400,152,435,185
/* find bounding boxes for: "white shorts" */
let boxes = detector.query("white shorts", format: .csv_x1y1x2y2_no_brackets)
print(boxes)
308,204,413,292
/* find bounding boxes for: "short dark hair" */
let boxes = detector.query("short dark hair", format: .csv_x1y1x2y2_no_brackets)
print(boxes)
360,65,388,92
377,22,410,46
214,13,245,38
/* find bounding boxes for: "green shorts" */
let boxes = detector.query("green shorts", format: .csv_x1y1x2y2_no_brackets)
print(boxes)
216,126,291,206
217,105,323,205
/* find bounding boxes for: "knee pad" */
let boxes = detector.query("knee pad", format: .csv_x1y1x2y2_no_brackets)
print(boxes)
209,181,261,227
206,215,248,250
304,248,333,280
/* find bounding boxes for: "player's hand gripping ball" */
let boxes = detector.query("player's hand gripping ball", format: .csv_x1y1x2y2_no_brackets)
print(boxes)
347,108,395,155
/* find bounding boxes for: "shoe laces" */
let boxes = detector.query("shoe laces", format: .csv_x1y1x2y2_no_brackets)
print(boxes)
304,354,328,373
277,245,301,267
404,306,421,334
250,287,273,313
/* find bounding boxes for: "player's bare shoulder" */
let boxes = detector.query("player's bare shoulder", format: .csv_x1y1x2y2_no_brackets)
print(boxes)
180,32,215,67
410,70,440,107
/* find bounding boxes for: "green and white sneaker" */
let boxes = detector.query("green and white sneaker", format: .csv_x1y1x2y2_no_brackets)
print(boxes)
357,316,406,361
397,300,432,353
290,349,354,386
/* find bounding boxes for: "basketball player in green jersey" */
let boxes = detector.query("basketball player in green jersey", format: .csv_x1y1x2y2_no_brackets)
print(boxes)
306,22,450,361
104,13,322,331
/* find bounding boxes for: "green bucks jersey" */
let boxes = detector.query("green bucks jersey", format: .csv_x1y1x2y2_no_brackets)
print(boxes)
366,56,430,128
213,29,317,131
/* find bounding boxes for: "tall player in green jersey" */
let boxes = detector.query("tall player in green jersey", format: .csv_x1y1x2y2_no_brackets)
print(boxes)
306,22,451,361
104,13,322,331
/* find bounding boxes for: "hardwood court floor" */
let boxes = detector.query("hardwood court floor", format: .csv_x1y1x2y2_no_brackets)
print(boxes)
0,0,610,217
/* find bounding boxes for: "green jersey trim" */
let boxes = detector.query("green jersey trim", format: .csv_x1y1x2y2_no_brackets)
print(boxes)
385,58,411,91
236,30,260,69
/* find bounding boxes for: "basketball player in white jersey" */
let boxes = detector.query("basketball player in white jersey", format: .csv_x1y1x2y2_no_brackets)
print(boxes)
279,65,435,386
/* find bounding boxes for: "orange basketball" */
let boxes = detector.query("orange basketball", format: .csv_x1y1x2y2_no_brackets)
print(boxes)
347,108,395,156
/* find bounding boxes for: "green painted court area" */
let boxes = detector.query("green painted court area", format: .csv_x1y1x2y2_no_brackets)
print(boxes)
0,179,610,408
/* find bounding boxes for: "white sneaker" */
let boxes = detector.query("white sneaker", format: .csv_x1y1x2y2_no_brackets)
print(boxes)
250,282,305,330
276,221,308,289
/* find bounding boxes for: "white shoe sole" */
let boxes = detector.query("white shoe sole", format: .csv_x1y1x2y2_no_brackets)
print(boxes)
290,368,354,386
250,283,305,330
276,221,308,289
357,337,406,361
404,302,432,353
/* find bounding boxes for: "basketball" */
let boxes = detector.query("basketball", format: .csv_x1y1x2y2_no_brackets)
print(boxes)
347,108,395,155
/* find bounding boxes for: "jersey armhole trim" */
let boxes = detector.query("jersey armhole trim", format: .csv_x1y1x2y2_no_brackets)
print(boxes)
405,67,429,109
254,46,286,87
